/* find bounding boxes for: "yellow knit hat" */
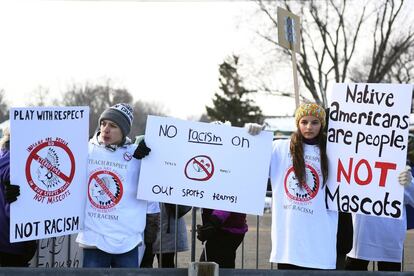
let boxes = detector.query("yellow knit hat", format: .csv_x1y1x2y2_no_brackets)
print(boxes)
294,103,326,128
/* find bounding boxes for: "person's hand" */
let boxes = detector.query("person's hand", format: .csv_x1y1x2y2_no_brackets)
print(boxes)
133,140,151,159
245,123,264,136
398,165,413,187
196,223,217,242
3,181,20,203
196,215,221,242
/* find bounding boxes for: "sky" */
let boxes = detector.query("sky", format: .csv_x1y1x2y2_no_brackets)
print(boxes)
0,0,287,120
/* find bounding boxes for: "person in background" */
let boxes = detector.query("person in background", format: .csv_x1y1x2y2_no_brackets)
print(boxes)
152,203,189,268
345,165,414,271
76,103,151,268
197,208,247,268
0,126,37,267
196,120,248,268
140,201,160,268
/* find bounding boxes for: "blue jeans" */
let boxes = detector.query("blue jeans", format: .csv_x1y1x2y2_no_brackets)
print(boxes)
83,247,139,268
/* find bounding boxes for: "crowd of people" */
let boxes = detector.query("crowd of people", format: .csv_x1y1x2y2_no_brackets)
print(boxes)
1,102,414,271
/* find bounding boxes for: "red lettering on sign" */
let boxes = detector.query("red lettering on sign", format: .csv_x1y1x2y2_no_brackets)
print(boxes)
337,158,396,187
375,162,397,187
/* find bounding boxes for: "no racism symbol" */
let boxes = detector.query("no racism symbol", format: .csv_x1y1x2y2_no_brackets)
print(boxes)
184,155,215,181
88,170,123,209
25,139,75,200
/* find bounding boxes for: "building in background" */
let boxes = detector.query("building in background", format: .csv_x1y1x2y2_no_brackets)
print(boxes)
263,116,295,138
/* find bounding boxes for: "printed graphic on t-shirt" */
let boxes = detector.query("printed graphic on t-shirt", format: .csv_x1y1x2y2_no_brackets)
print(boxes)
123,152,132,161
284,164,319,202
88,170,123,209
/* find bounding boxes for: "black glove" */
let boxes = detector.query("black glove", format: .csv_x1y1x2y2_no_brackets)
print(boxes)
133,140,151,159
196,224,216,242
3,181,20,203
196,215,221,242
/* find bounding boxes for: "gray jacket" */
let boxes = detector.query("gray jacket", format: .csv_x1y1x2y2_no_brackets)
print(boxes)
153,203,189,253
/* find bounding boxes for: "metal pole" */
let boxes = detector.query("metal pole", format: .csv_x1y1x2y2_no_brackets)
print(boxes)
241,238,244,269
159,204,163,267
34,240,40,267
174,204,178,268
191,207,197,262
51,238,56,268
67,235,71,267
256,215,259,269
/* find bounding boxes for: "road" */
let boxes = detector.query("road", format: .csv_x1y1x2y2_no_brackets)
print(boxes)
171,212,414,271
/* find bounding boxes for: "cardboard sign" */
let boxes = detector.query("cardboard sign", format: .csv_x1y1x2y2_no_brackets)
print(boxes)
325,83,413,218
10,106,89,242
137,116,273,215
277,7,301,52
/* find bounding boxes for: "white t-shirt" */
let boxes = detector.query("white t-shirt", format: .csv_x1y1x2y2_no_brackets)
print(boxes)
76,138,147,254
147,201,160,214
348,181,414,262
269,139,338,269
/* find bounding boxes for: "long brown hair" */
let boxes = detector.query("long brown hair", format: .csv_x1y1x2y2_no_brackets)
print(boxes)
289,130,328,186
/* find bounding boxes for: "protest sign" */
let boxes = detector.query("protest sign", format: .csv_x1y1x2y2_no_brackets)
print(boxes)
325,83,413,218
10,106,89,241
277,7,300,52
137,116,273,215
277,6,301,108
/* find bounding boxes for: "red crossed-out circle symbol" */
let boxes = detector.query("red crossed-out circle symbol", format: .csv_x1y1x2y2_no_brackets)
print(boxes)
88,170,123,209
25,140,75,197
184,155,214,181
284,164,319,202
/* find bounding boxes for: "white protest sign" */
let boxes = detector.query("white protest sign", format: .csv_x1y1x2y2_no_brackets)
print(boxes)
326,83,413,218
10,106,89,242
137,116,273,215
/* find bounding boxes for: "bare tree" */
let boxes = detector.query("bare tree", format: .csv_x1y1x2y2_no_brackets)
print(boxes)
351,0,414,83
60,81,165,138
26,86,52,106
60,81,134,137
256,0,414,107
131,101,165,138
384,50,414,84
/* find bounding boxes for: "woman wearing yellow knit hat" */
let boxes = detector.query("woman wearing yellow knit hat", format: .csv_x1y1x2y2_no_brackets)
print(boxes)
246,102,412,270
246,102,335,270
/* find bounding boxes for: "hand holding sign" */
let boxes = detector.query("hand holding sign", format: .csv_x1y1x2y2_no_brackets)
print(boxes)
3,181,20,203
245,123,265,136
196,215,221,242
133,140,151,160
398,165,412,187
